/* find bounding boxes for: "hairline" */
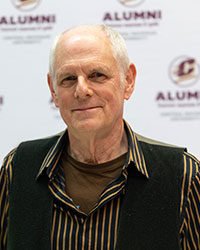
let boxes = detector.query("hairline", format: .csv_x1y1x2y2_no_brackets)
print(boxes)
49,25,130,88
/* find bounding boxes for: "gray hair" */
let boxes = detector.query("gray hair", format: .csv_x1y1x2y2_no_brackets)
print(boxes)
49,24,130,87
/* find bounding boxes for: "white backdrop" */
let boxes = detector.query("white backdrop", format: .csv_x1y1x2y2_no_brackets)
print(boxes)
1,0,200,164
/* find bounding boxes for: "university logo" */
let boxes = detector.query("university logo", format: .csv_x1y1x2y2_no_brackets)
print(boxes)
169,56,200,87
11,0,41,11
118,0,145,7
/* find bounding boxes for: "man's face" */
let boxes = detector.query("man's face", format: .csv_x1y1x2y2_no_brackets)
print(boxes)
48,28,135,136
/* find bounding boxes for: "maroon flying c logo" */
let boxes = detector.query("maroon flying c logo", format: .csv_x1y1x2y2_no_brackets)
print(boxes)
118,0,145,7
11,0,41,11
169,56,200,87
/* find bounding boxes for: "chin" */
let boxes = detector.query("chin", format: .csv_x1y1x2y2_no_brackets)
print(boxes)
70,119,104,133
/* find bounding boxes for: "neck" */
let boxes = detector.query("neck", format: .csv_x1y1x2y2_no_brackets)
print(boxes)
67,121,128,164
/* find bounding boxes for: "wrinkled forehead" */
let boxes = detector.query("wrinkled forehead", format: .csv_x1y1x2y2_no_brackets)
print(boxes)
54,29,115,68
58,26,108,48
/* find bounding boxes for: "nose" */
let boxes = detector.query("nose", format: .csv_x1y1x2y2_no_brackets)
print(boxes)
74,76,93,99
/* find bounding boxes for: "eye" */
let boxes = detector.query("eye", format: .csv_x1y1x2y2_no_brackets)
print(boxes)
89,72,106,82
61,75,77,87
64,75,77,81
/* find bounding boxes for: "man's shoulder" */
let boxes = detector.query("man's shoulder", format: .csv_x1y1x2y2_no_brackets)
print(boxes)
3,131,64,163
20,132,63,146
135,133,189,174
136,133,184,149
136,133,199,165
16,132,65,157
125,121,185,150
135,132,200,176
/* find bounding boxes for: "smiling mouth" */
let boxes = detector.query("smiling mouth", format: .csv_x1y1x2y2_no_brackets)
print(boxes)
72,106,102,112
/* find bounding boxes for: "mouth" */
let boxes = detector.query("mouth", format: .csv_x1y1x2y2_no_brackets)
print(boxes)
72,106,102,112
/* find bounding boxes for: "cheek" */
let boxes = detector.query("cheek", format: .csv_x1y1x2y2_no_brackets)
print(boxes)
57,91,72,106
104,92,124,112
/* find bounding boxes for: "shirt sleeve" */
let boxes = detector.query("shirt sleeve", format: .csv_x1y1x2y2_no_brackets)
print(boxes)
180,152,200,249
0,150,15,250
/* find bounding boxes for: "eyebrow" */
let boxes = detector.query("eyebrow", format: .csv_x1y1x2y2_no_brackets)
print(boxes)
89,66,109,73
56,64,110,79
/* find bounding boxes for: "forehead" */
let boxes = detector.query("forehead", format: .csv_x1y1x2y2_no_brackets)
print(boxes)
54,29,117,71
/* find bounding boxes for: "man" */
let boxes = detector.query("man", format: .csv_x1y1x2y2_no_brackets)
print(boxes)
0,24,200,250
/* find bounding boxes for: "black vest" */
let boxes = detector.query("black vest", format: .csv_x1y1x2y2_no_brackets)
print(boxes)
7,135,184,250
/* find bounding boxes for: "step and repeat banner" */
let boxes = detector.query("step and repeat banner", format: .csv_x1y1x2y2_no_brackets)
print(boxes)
0,0,200,163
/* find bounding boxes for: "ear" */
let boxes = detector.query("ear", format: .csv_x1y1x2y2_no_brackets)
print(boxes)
47,73,59,108
124,63,136,100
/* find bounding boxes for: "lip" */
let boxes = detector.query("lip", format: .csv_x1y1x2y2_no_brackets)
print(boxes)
72,106,102,112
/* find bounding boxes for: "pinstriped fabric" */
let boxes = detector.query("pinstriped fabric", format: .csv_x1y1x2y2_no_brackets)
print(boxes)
36,132,66,179
0,122,200,249
124,121,149,178
48,162,126,250
0,149,15,250
180,153,200,249
50,197,122,250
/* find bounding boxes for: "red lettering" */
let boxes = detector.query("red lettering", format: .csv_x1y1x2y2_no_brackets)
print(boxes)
114,12,121,21
103,13,112,21
156,92,165,101
0,17,8,25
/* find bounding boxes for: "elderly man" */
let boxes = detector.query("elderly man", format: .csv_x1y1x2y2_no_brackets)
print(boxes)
0,24,200,250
